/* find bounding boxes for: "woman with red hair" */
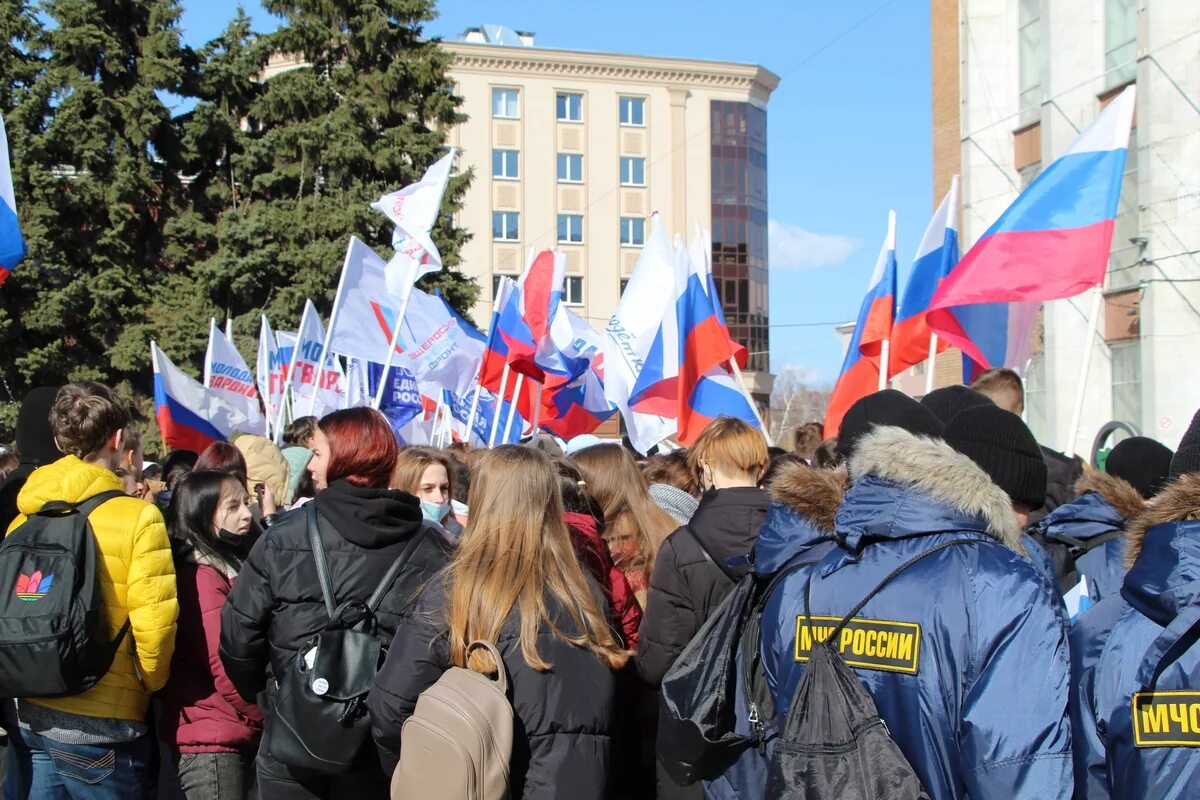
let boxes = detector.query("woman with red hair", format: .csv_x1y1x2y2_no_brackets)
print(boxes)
219,408,452,799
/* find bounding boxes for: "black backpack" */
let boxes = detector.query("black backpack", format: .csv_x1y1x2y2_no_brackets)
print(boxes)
767,539,981,799
0,490,130,697
265,503,429,774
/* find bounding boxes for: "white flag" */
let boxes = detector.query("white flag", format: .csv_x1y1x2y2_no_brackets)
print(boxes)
395,289,484,397
291,300,345,419
603,214,678,453
371,149,456,297
256,316,285,436
327,237,407,365
203,319,266,435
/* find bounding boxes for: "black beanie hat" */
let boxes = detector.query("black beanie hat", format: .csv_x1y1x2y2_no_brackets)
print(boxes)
16,386,64,467
943,404,1047,509
1170,409,1200,479
1106,436,1174,499
837,389,945,460
920,385,995,426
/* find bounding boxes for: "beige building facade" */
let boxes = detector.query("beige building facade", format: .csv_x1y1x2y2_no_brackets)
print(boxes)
442,29,780,406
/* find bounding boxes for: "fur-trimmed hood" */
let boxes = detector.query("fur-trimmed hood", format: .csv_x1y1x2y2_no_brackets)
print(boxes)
844,426,1022,553
754,463,846,575
1120,473,1200,626
1075,469,1145,521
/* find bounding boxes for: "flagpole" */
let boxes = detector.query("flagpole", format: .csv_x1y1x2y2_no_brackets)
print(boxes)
878,338,891,392
503,373,525,443
488,364,510,448
729,358,773,446
274,307,307,444
1065,286,1103,457
530,380,541,434
924,333,939,395
463,381,482,445
308,243,355,417
372,289,415,410
204,318,217,388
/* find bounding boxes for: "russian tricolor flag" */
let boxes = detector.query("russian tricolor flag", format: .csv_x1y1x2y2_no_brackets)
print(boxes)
0,113,26,286
152,342,246,453
929,86,1136,374
494,250,563,381
824,212,898,438
889,178,959,378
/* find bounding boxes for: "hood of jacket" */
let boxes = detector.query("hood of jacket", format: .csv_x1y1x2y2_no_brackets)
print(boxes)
16,454,125,515
1030,468,1144,545
688,485,769,561
312,479,424,548
755,463,845,574
1120,473,1200,626
233,435,290,507
838,427,1022,556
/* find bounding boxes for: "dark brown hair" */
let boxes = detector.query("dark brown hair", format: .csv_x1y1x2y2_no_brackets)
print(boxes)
792,422,824,460
642,449,699,497
50,382,131,460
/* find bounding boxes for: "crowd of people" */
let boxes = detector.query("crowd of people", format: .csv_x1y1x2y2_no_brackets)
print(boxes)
0,371,1198,799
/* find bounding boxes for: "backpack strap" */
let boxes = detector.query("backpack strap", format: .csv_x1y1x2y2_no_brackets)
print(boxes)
37,490,127,518
1054,527,1125,559
365,524,432,613
687,527,738,585
1135,597,1200,691
803,538,984,645
305,503,337,619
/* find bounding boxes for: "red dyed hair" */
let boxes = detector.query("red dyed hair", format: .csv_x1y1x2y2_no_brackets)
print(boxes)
195,441,249,485
320,408,399,489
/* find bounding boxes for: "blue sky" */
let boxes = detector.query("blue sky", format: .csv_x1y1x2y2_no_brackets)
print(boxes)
179,0,933,383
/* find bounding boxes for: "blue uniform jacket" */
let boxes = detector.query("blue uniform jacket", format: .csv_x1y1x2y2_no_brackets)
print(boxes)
758,428,1073,800
1070,473,1200,799
1030,470,1144,605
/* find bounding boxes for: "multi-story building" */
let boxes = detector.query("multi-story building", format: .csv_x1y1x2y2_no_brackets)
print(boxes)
930,0,1200,453
442,25,780,413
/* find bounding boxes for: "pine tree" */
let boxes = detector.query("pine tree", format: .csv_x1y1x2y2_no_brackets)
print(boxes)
213,0,477,334
0,0,195,419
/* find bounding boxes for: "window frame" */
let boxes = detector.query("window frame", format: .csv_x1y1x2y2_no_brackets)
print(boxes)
564,275,585,307
491,148,519,180
619,216,646,246
556,92,583,123
556,152,584,184
491,87,520,119
557,214,584,244
619,156,646,187
619,96,646,127
492,210,520,241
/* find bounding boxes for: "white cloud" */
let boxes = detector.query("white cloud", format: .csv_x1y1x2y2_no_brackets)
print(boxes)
768,219,861,271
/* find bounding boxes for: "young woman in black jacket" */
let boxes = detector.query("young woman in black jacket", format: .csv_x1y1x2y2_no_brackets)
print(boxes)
367,445,629,800
219,408,451,800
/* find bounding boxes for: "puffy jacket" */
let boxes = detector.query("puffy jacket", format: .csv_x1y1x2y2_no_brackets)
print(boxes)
367,577,617,800
158,551,262,753
1029,470,1144,601
565,511,642,649
637,486,769,685
7,456,178,721
758,428,1073,800
703,462,844,800
1069,473,1200,799
233,435,290,508
219,479,451,704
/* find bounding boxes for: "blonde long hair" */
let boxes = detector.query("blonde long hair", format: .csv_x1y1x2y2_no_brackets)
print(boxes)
446,446,629,673
571,444,679,576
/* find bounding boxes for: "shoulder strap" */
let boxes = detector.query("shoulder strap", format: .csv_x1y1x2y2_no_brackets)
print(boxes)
37,489,127,518
1135,597,1200,690
1055,527,1125,558
305,503,337,619
804,538,984,645
365,524,432,613
688,527,737,585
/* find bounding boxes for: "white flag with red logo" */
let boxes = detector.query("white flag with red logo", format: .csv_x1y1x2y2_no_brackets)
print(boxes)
371,149,456,298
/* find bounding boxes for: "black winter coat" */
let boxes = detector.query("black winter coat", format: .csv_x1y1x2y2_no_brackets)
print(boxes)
636,486,770,686
367,578,617,800
219,479,452,704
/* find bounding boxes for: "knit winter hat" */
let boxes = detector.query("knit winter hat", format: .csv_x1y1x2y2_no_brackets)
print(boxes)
943,405,1047,509
837,389,945,460
919,385,995,426
1170,409,1200,478
16,386,64,466
1106,436,1174,499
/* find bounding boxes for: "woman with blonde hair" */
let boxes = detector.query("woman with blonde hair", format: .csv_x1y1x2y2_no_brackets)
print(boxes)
571,443,679,608
391,445,462,536
368,445,627,799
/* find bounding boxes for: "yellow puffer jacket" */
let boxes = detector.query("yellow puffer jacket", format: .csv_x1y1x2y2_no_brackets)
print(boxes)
7,455,178,721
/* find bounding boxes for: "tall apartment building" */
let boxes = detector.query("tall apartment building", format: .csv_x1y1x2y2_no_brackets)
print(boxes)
442,26,780,411
931,0,1200,453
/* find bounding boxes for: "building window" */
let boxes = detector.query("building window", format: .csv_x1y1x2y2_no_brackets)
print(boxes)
491,149,519,180
1106,0,1137,86
492,273,518,298
1111,340,1142,427
620,217,645,246
1110,125,1140,285
557,214,583,243
1018,0,1042,120
492,88,519,119
557,153,583,183
556,92,582,122
620,277,630,295
619,96,645,126
563,276,584,306
492,211,519,241
619,157,645,186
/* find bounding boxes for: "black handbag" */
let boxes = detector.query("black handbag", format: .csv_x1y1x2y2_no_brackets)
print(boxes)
265,504,428,773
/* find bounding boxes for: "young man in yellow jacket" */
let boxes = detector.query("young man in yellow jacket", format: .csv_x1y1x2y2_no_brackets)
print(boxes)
4,382,178,800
